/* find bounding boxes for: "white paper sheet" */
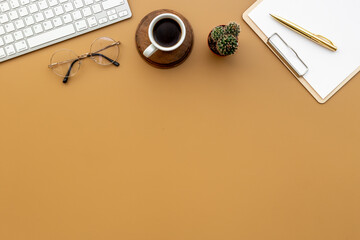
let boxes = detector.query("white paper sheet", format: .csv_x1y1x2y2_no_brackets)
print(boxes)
248,0,360,99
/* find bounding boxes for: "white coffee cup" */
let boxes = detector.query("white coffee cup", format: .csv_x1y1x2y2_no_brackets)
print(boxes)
143,13,186,58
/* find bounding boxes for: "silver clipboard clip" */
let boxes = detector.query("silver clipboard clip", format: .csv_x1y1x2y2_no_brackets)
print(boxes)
267,33,309,77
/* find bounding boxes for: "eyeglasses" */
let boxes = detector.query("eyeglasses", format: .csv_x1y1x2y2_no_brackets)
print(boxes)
48,37,121,83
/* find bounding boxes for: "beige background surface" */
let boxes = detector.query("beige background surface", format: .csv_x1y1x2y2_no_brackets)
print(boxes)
1,0,360,240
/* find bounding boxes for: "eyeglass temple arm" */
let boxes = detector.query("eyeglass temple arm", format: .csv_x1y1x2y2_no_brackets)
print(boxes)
90,53,120,67
63,54,119,84
63,58,80,83
92,41,121,54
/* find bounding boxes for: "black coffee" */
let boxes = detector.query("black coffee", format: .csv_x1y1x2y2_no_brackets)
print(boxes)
153,18,181,47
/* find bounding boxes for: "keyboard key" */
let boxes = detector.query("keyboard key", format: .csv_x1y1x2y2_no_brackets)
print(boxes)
0,2,10,12
119,10,128,17
33,24,43,34
44,9,55,19
0,48,6,58
18,7,29,17
24,16,35,25
14,19,25,28
27,24,75,48
28,4,38,14
107,9,116,15
62,14,72,23
53,17,62,27
0,14,9,24
4,34,14,44
48,0,58,7
102,0,124,10
14,31,24,40
73,0,84,8
72,11,82,20
87,16,97,27
15,40,27,52
20,0,30,5
82,7,92,17
63,3,74,12
84,0,94,5
9,0,20,9
54,6,64,15
43,21,53,30
92,4,101,13
109,14,117,21
38,1,48,10
9,11,19,20
5,23,15,32
34,12,45,22
99,17,108,24
75,20,87,31
23,27,33,37
5,44,16,55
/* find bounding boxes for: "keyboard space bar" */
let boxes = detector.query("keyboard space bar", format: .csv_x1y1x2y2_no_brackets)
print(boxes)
27,25,76,48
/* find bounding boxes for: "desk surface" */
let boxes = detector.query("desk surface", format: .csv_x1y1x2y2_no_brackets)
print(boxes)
1,1,360,240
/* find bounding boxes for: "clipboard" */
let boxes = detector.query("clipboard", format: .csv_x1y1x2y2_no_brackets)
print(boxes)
243,0,360,103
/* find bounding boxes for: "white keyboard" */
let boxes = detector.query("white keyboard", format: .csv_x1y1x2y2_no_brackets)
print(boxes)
0,0,132,62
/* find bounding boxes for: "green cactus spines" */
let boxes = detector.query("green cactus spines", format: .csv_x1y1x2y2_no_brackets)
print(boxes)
216,34,238,56
209,22,240,56
210,26,225,41
225,22,240,38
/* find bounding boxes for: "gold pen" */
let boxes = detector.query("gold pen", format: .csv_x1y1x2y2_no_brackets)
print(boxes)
270,14,337,52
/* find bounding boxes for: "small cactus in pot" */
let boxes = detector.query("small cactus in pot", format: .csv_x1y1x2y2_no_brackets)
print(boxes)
208,22,240,56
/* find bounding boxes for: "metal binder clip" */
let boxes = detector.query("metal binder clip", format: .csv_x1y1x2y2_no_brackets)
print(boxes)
267,33,309,77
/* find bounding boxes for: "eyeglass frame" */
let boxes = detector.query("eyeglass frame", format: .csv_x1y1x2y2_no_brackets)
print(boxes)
48,40,121,84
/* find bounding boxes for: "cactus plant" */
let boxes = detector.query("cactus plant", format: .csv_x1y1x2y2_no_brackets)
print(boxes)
225,22,240,38
216,34,238,56
210,26,225,42
208,22,240,56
